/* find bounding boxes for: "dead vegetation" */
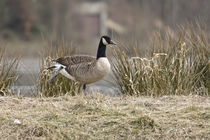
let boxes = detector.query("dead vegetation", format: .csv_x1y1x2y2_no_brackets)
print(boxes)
38,40,82,97
0,49,19,96
112,24,210,96
0,22,209,139
0,94,209,139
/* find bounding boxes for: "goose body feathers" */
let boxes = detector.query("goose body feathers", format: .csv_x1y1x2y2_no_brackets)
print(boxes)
54,55,110,84
48,36,116,90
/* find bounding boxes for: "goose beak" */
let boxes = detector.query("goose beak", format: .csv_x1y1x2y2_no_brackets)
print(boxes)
110,40,117,45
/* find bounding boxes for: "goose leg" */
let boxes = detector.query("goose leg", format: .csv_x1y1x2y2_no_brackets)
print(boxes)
83,84,86,90
82,84,88,95
50,66,63,84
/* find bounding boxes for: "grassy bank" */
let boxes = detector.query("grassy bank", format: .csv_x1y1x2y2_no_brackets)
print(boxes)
0,94,209,139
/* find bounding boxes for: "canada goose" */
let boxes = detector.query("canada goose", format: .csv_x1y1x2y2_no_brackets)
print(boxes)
48,36,116,90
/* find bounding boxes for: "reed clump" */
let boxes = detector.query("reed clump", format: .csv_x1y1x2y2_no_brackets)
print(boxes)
112,24,210,96
0,49,19,96
38,41,82,97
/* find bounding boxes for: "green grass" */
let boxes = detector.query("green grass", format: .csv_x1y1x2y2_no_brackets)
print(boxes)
111,23,210,96
0,94,209,139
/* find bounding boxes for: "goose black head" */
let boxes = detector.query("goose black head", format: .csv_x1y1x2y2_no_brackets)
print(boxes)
101,36,117,46
97,36,116,59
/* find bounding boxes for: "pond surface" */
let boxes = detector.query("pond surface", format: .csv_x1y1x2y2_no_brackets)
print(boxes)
12,58,118,96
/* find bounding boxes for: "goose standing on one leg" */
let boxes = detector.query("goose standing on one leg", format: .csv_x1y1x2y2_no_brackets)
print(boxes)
48,36,117,91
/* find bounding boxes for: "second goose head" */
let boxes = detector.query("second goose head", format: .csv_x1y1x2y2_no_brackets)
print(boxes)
97,36,116,59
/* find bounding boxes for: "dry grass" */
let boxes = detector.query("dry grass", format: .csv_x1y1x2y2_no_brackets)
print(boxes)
38,40,82,97
0,94,209,139
111,23,210,96
0,49,19,96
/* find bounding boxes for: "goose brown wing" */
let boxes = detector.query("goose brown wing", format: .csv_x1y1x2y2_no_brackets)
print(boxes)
64,60,97,82
54,55,95,66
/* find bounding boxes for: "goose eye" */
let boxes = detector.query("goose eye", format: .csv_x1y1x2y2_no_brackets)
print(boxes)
102,38,109,45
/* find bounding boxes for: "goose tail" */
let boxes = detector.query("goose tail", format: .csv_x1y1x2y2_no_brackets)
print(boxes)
47,66,56,71
47,64,64,71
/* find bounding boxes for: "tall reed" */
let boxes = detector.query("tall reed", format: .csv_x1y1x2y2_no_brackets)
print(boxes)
0,49,19,95
112,24,210,96
38,40,82,97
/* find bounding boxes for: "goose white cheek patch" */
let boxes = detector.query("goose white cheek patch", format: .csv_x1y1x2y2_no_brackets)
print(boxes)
102,38,109,45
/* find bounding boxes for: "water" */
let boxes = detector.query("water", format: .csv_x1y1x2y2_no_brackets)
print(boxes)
12,58,118,96
11,86,37,97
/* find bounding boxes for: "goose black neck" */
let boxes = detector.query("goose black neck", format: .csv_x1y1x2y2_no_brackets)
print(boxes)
96,40,107,59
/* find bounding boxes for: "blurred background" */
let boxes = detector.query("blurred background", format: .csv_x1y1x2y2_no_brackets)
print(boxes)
1,0,210,56
0,0,210,94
